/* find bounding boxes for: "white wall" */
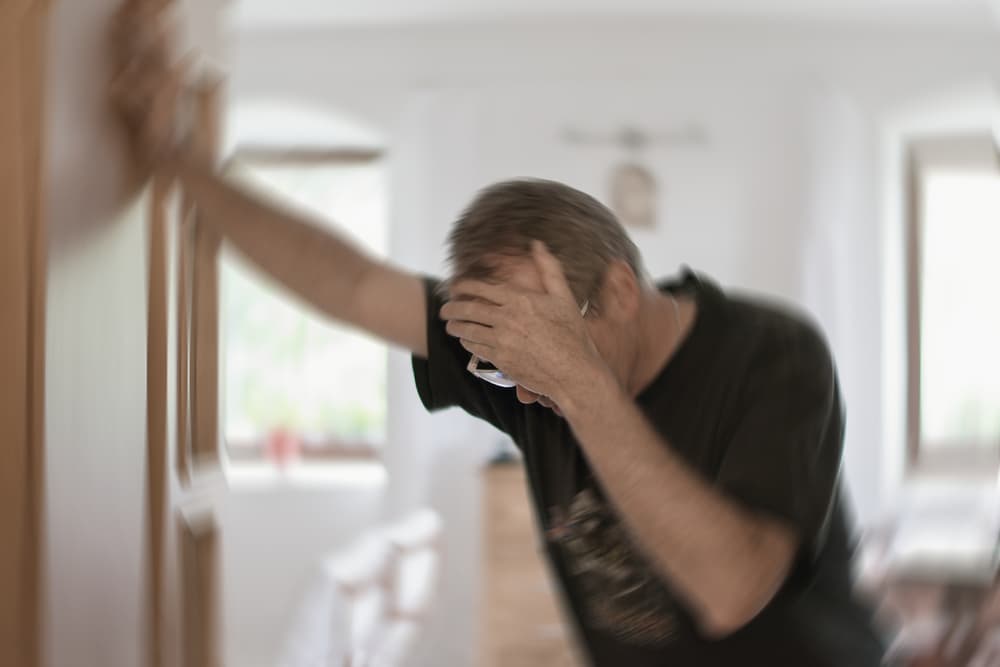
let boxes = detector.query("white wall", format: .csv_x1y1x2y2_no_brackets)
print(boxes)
225,15,1000,666
44,1,153,665
799,84,883,525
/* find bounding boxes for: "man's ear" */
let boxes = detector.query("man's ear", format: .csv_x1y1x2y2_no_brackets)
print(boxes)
598,260,641,320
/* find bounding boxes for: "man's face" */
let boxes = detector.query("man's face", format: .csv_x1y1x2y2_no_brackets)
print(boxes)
452,253,606,415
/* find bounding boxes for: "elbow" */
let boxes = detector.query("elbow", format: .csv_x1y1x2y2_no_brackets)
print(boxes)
696,520,797,639
696,570,787,639
696,598,762,639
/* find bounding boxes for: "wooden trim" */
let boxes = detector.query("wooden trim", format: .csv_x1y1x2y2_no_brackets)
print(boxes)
908,132,999,168
0,3,49,667
145,43,186,664
22,6,48,667
191,216,221,469
146,174,173,667
0,0,49,23
128,7,228,667
179,513,220,667
176,193,194,479
190,77,224,472
231,146,384,166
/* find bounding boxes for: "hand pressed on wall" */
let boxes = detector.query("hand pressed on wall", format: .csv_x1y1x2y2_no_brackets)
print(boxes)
108,3,189,172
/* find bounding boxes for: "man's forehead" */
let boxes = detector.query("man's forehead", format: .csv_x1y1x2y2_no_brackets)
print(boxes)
450,255,543,295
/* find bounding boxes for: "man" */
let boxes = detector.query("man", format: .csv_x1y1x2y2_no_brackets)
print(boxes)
112,19,885,666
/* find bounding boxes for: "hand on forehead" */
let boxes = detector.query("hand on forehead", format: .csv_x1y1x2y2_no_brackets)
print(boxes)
446,278,515,306
448,241,574,304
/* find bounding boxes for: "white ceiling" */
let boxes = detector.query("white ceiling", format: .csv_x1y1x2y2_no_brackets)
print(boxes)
229,0,1000,30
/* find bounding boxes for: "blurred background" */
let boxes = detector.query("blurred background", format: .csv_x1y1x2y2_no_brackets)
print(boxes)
6,0,1000,665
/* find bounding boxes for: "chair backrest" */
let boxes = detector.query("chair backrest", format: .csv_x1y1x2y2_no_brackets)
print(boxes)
367,509,444,667
278,509,444,667
279,533,392,667
382,509,444,621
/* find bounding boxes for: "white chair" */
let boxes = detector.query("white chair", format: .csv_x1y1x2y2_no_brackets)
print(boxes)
368,509,443,667
279,533,392,667
279,509,443,667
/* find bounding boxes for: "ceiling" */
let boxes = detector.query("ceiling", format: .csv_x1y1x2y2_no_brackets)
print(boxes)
229,0,1000,30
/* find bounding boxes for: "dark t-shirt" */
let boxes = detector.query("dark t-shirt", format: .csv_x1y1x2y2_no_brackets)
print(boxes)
411,268,886,667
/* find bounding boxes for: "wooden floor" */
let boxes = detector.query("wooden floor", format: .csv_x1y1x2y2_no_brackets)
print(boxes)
481,462,582,667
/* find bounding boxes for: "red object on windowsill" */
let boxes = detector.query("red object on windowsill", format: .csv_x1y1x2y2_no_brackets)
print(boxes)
265,428,302,468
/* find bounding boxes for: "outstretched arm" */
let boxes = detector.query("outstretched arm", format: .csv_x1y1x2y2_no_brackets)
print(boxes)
170,157,428,356
110,7,428,356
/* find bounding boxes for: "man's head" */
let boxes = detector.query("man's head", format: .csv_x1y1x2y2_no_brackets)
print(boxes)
445,179,656,409
444,179,645,315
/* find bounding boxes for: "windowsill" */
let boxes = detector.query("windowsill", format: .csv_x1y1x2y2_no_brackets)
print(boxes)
224,459,387,490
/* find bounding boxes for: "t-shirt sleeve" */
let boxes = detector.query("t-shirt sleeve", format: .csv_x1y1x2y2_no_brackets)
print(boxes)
715,320,843,559
410,276,523,436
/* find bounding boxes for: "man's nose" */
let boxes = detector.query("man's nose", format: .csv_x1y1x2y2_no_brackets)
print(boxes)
516,385,540,405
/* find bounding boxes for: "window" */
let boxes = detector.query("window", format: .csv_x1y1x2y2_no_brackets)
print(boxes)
222,152,387,462
906,134,1000,474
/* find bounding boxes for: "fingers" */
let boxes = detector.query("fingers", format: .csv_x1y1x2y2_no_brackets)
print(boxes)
112,3,177,58
531,241,576,302
110,58,180,157
110,54,169,113
457,338,493,360
109,1,181,104
445,319,496,346
440,298,500,352
109,20,171,124
439,299,500,327
109,4,195,167
447,280,509,306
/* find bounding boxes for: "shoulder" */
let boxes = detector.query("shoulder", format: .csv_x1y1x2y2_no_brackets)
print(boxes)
702,277,835,386
738,305,836,412
660,269,836,384
733,294,829,360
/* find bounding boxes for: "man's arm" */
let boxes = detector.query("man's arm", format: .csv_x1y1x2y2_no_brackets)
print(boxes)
558,369,798,638
170,156,428,357
109,11,426,357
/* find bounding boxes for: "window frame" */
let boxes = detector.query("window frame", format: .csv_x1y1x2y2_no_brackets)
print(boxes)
904,132,1000,477
214,146,387,463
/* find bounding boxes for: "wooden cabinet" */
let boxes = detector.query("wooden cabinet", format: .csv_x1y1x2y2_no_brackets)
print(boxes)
480,462,582,667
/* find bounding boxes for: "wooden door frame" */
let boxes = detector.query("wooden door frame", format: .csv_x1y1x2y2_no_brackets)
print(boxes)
0,2,51,667
145,42,227,667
